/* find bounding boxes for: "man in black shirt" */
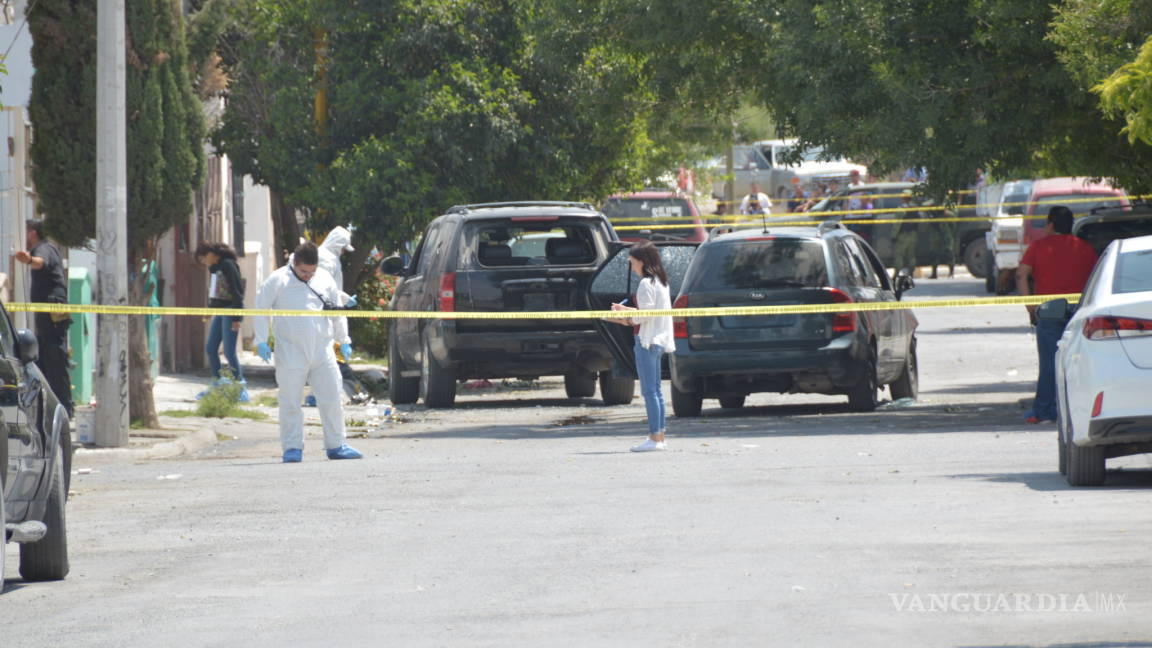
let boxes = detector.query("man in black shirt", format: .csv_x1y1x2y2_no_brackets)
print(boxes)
14,219,73,415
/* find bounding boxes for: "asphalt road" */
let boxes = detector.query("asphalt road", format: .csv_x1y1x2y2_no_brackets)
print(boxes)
3,277,1150,647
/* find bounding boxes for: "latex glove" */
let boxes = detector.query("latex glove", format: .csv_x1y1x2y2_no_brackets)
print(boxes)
344,294,358,308
340,343,353,362
257,342,273,363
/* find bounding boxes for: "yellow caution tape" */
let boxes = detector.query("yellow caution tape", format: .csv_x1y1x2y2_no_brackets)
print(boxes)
8,293,1077,320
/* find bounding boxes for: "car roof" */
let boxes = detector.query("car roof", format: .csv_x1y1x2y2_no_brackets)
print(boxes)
1074,204,1152,231
444,201,603,220
707,224,832,244
1118,233,1152,253
605,191,688,200
1028,177,1124,195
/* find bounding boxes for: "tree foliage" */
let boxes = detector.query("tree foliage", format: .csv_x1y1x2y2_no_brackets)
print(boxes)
1096,37,1152,147
212,0,744,259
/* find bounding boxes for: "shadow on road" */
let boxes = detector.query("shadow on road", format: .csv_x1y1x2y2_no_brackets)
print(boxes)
388,399,1030,441
952,469,1152,491
922,380,1034,395
918,326,1031,336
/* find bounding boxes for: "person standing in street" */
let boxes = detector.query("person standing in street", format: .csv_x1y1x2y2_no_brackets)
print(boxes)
252,241,362,463
14,219,73,416
195,242,248,402
607,241,674,452
1016,206,1098,424
739,182,772,216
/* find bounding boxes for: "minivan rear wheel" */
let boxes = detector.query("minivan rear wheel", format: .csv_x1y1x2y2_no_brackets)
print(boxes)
889,339,918,401
847,351,879,412
420,335,457,408
564,370,598,399
672,383,703,418
598,371,635,406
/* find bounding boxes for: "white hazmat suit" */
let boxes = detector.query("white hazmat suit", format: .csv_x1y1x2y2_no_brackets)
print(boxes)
253,263,351,453
318,226,354,305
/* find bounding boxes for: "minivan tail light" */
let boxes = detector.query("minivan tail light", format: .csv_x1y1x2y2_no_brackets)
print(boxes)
824,287,856,333
673,294,689,338
1082,316,1152,340
439,273,456,312
1091,391,1104,418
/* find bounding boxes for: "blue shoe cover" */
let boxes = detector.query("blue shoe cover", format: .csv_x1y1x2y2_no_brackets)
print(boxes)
326,445,363,460
283,448,303,463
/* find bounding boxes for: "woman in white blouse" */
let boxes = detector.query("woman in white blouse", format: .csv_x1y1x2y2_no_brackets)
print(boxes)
608,241,674,452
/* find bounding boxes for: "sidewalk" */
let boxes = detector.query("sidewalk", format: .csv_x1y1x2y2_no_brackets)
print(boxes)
75,349,391,460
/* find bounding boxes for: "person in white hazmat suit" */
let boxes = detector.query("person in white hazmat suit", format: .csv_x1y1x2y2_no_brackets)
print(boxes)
253,241,363,463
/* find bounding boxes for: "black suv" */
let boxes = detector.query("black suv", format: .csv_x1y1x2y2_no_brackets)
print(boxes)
381,201,635,408
1072,203,1152,255
2,300,72,591
666,223,918,416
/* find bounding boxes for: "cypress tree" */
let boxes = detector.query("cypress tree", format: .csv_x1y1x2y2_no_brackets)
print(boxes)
29,0,205,427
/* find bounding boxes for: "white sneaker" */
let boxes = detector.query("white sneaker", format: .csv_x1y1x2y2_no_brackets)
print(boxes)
630,438,666,452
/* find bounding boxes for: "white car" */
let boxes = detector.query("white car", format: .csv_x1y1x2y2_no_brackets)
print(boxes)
1050,234,1152,486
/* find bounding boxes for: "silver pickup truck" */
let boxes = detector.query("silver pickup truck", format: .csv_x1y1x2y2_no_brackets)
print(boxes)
708,139,868,202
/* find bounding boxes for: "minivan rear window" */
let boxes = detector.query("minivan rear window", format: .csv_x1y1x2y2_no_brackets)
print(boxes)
470,221,600,267
689,239,827,291
601,197,701,242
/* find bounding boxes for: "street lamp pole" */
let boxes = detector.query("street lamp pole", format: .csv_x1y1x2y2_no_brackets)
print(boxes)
94,0,130,445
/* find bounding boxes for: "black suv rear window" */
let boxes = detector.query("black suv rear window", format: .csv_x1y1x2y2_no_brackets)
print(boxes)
689,239,827,290
470,220,600,267
601,197,700,241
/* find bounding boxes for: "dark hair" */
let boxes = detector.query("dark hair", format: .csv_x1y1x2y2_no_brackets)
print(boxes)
194,241,238,261
26,219,45,239
1047,206,1075,235
629,241,668,286
293,241,320,266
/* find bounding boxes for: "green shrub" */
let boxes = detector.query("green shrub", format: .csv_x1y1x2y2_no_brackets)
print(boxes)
347,271,398,359
196,370,244,418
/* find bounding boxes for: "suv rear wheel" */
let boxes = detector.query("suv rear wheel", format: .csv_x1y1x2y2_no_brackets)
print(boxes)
19,446,69,581
847,348,879,412
564,370,597,399
389,327,419,405
598,370,635,406
671,383,703,417
420,335,457,408
718,396,746,409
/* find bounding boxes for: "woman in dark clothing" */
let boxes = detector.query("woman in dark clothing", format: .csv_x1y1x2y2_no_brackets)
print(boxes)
195,242,248,401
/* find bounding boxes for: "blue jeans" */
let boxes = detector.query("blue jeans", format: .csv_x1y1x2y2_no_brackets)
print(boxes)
634,339,666,437
1031,318,1065,421
206,315,244,382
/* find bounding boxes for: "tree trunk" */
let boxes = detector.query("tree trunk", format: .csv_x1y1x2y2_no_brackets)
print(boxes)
127,246,160,429
270,188,300,265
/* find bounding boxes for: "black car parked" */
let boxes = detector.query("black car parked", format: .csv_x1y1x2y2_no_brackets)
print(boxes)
664,223,918,416
2,300,72,591
381,201,634,408
1072,203,1152,255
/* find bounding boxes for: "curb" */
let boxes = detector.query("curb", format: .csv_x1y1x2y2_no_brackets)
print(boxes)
74,427,220,461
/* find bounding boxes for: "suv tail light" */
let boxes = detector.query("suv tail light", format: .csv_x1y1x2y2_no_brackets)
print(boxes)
1082,316,1152,340
673,294,689,338
439,273,456,312
825,287,856,333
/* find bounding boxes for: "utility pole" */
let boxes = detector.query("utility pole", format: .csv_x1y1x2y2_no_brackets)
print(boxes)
95,0,130,446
